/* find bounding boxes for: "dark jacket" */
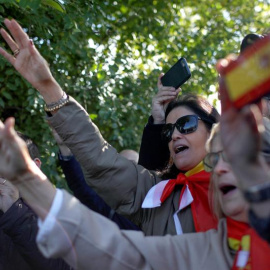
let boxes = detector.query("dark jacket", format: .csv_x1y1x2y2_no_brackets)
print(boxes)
0,198,72,270
0,228,31,270
58,154,140,231
138,116,169,171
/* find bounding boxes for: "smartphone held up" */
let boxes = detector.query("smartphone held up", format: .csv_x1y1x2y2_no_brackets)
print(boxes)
161,58,191,89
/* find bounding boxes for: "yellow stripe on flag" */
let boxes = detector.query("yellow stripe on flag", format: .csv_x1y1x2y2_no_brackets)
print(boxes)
225,44,270,101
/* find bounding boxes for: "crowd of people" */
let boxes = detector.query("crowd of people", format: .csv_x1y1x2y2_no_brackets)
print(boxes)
0,18,269,270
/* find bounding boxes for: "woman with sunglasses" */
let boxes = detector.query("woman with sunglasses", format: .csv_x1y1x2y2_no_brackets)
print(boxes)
139,94,219,235
0,19,219,236
0,116,269,270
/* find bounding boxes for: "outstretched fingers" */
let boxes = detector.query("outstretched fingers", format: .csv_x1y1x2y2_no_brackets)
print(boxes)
0,27,19,53
4,19,30,49
0,23,19,66
0,18,35,67
0,46,16,66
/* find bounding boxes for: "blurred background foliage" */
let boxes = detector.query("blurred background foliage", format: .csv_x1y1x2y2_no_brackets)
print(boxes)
0,0,270,186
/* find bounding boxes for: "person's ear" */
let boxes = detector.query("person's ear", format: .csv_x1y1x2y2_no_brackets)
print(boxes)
33,158,42,168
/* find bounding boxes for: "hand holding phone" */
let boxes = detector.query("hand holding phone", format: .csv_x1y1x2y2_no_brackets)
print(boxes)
161,58,191,89
151,75,182,124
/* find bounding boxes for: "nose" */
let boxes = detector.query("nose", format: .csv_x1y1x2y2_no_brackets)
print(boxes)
171,126,184,141
213,156,229,176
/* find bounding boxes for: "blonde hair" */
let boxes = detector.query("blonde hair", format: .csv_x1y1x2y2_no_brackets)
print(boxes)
205,123,225,220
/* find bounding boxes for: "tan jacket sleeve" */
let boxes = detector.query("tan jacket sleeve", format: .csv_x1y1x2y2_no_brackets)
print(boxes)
37,190,233,270
47,97,159,216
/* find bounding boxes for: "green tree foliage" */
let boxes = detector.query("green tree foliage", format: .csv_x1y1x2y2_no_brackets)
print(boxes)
0,0,270,185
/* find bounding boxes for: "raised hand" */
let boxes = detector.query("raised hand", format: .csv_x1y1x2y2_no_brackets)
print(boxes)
0,118,33,183
216,56,264,166
0,19,62,104
0,118,56,220
0,19,53,89
151,74,181,124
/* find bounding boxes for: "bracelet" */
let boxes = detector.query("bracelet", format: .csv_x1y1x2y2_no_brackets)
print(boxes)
44,92,69,112
244,181,270,203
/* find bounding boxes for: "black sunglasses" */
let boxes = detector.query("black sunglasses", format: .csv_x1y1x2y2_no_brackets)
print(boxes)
203,151,228,172
161,115,211,142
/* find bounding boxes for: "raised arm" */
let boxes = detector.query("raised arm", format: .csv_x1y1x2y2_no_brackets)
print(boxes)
0,19,158,218
0,19,62,106
217,58,270,244
51,129,140,230
0,118,224,270
0,117,55,221
138,75,180,170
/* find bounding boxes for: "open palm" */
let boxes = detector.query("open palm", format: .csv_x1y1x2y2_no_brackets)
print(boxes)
0,19,53,90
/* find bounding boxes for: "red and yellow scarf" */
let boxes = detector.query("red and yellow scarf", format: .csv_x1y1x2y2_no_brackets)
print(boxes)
227,217,270,270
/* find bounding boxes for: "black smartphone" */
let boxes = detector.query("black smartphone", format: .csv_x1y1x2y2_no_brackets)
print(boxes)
161,58,191,89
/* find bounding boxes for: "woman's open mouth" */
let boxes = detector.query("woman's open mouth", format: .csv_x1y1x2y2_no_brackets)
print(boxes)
219,184,237,196
175,145,189,154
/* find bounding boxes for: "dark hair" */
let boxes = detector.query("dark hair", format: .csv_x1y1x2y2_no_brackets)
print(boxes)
240,33,264,54
16,132,40,160
161,93,220,179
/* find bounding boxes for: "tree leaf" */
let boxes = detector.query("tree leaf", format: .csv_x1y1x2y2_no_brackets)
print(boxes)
42,0,65,13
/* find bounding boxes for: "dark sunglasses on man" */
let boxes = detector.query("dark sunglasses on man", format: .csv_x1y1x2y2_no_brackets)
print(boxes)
161,115,212,142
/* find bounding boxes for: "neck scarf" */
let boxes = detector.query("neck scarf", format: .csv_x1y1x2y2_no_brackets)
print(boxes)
142,162,217,233
227,217,270,270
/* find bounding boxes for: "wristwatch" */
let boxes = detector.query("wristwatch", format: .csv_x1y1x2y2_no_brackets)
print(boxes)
244,182,270,203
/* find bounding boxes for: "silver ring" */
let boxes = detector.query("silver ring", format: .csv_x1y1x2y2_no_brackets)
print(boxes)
2,179,6,185
13,49,20,58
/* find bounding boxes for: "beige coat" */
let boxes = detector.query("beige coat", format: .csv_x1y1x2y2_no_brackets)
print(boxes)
47,97,196,235
37,190,233,270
